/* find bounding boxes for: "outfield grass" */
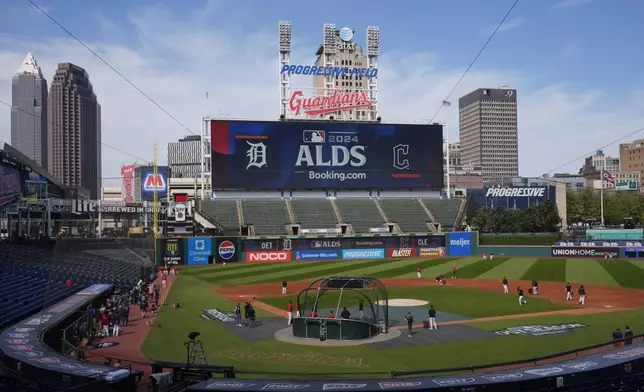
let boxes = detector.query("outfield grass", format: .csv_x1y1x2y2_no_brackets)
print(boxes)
261,285,571,318
565,259,619,286
142,272,644,377
445,257,510,278
477,257,538,280
597,259,644,289
521,258,567,282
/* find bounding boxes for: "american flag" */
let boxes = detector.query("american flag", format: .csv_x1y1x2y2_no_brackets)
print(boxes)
602,168,615,184
442,100,451,107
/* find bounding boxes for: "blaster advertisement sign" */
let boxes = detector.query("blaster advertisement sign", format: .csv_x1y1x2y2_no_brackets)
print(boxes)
211,120,444,190
246,251,292,263
419,247,446,257
388,248,414,258
551,247,619,258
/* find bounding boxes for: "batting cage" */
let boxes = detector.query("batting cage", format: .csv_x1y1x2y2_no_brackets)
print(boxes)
294,276,389,339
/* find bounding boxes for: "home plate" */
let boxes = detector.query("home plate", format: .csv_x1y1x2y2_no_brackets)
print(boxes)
377,299,429,307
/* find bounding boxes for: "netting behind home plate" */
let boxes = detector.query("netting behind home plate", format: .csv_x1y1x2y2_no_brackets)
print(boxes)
296,276,389,333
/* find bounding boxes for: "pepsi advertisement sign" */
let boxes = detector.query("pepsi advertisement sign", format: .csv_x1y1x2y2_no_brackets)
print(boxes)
211,120,444,190
294,250,340,261
215,238,239,263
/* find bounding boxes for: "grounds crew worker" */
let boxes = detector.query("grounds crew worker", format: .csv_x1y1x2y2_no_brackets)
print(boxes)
405,312,414,337
502,277,509,294
427,305,437,330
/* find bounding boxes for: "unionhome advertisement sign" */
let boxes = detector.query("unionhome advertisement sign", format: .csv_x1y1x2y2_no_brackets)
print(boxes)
551,247,618,258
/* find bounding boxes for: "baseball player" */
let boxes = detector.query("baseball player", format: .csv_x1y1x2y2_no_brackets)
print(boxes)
417,267,422,279
451,265,457,279
532,280,539,296
502,277,509,294
287,300,293,325
483,252,487,260
517,286,526,305
282,280,288,295
427,305,438,330
565,282,573,300
578,285,586,305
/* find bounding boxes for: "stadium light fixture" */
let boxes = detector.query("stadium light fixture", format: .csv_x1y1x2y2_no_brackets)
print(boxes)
323,23,337,54
279,21,291,52
367,26,380,57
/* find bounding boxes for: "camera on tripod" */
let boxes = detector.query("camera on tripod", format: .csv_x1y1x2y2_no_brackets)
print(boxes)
188,332,200,341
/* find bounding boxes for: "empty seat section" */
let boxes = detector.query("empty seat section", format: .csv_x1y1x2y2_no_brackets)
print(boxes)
290,199,338,229
241,199,290,235
199,200,240,233
379,199,430,233
422,198,462,230
335,199,385,233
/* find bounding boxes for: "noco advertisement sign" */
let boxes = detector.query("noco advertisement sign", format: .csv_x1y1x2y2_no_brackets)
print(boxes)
210,120,444,190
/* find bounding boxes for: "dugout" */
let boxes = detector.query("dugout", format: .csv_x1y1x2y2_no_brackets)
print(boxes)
292,276,389,340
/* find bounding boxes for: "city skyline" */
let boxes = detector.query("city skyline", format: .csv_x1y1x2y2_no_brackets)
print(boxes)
1,1,644,187
11,51,48,167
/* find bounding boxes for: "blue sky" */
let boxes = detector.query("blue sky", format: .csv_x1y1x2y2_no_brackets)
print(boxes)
1,0,643,184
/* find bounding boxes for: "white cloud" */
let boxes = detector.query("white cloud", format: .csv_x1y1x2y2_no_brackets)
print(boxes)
487,17,524,34
0,3,642,188
552,0,594,10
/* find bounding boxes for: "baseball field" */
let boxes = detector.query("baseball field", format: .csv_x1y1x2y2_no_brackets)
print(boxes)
142,256,644,378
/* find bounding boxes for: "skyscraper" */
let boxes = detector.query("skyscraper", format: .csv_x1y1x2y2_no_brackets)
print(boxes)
11,51,48,167
458,88,519,182
48,63,102,199
168,135,202,178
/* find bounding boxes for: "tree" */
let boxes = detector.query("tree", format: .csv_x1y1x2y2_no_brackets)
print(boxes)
566,189,644,225
470,201,561,233
464,197,479,225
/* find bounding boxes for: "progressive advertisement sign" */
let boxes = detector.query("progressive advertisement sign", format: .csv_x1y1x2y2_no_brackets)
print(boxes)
187,237,212,265
211,120,444,189
342,249,385,260
551,247,619,258
467,186,556,211
448,232,473,256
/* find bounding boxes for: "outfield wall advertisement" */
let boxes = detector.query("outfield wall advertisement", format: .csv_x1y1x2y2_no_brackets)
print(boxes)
210,120,444,190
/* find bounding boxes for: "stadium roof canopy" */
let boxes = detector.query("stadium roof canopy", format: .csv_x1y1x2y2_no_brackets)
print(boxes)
0,141,66,192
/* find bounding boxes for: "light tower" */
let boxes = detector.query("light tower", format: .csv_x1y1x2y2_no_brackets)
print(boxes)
366,26,380,121
322,23,338,103
279,21,292,118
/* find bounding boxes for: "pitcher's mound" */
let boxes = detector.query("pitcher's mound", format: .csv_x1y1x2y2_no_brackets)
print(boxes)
378,299,428,307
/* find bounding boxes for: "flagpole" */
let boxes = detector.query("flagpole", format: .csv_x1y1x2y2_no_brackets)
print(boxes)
600,166,605,226
445,122,450,199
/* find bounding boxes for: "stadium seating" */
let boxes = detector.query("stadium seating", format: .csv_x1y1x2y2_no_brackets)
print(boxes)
0,240,150,329
379,198,431,233
290,199,338,229
198,200,240,234
335,199,387,233
422,198,462,230
240,199,290,235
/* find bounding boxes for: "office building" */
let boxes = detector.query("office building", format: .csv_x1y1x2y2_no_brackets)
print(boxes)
167,135,202,178
443,142,483,194
48,63,102,199
458,88,519,182
311,26,378,121
11,51,48,166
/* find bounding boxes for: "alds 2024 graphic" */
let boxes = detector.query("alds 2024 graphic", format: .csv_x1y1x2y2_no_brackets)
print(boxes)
210,120,444,189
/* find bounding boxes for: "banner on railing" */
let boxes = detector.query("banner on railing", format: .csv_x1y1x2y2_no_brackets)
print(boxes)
369,227,389,233
300,228,342,234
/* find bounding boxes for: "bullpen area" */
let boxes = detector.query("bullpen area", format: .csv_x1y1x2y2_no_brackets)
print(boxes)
142,256,644,378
